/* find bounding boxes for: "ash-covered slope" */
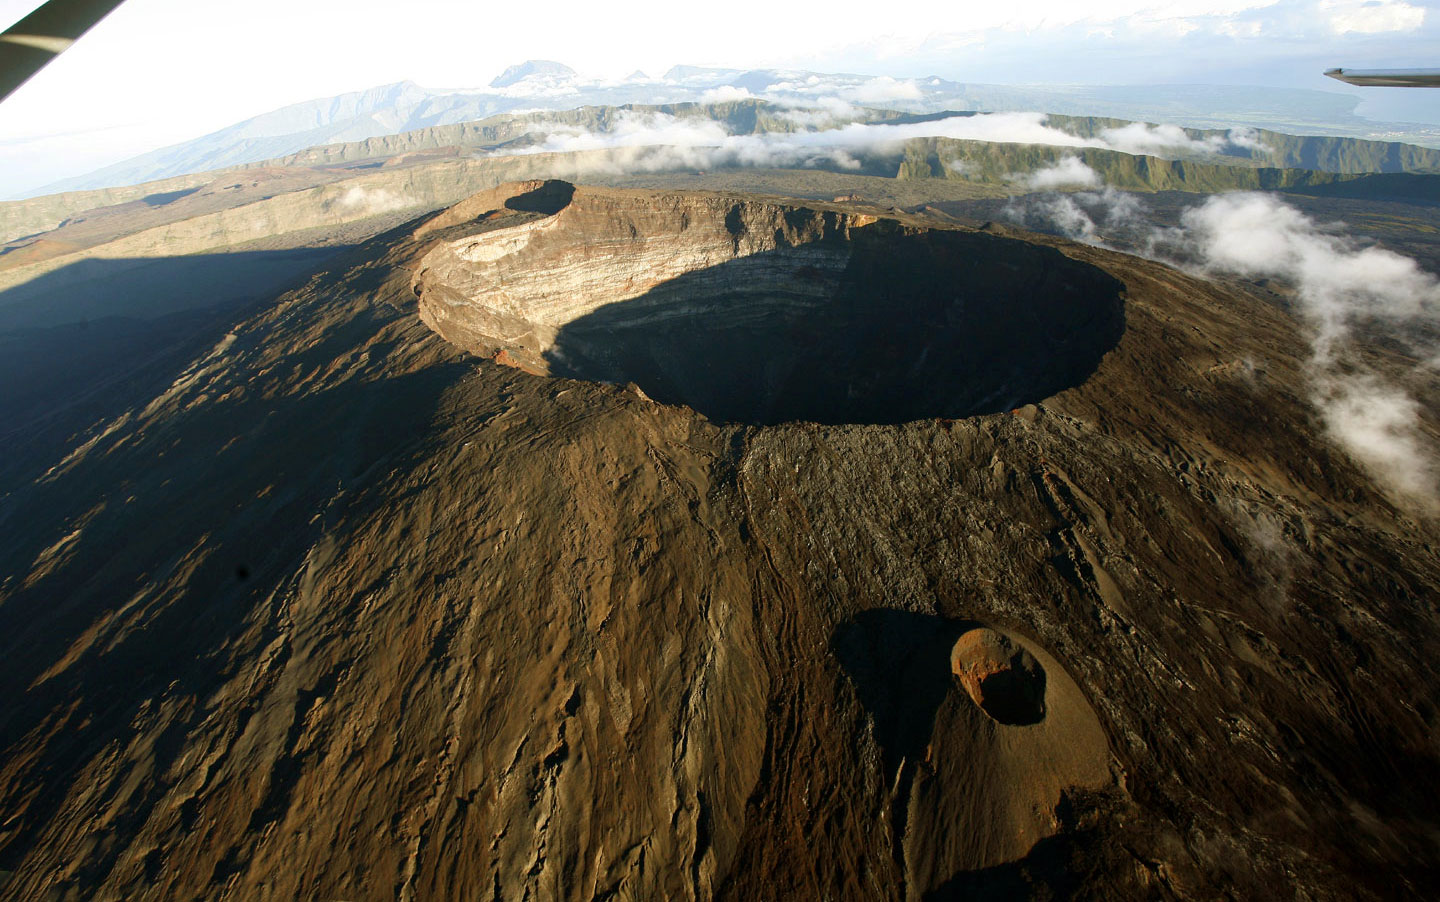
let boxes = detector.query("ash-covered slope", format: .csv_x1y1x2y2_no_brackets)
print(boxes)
1,182,1438,901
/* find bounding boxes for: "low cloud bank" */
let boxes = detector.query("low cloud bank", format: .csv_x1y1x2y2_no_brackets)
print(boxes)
516,112,868,173
761,74,924,106
1098,122,1265,156
1011,189,1440,509
507,109,1265,177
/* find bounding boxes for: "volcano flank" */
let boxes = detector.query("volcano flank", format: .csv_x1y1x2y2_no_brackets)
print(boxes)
1,180,1439,901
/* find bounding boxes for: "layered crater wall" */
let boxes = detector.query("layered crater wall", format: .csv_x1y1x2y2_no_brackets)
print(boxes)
415,181,1126,425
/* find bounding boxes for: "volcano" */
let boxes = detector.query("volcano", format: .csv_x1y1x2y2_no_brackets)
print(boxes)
1,180,1438,901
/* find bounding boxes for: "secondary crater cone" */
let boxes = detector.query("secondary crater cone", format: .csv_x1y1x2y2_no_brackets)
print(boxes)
415,181,1126,425
950,627,1047,726
833,612,1114,883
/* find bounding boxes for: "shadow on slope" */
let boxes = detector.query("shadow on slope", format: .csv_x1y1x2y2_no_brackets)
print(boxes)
0,305,238,443
830,610,974,775
921,790,1141,901
141,187,204,207
1287,171,1440,205
0,248,350,332
546,228,1125,425
0,350,471,889
0,250,354,486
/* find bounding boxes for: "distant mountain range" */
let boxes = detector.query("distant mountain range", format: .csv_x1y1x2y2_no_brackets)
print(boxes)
27,61,1438,198
489,60,578,88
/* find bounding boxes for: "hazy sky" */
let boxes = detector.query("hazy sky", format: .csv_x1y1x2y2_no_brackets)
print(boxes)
0,0,1435,192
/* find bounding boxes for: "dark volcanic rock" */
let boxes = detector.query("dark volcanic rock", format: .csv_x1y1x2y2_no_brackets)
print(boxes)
1,181,1438,901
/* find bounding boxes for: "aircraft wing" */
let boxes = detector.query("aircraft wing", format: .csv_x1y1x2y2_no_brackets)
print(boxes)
1325,68,1440,87
0,0,127,102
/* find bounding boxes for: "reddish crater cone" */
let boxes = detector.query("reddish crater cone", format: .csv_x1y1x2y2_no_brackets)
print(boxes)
488,347,541,374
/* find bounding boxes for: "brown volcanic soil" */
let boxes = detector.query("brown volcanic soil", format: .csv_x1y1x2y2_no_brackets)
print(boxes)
1,181,1439,901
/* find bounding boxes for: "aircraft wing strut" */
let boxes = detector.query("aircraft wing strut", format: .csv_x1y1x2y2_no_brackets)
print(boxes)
0,0,127,102
1325,68,1440,88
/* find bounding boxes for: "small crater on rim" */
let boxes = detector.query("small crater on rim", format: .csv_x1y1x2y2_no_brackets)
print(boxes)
951,628,1047,726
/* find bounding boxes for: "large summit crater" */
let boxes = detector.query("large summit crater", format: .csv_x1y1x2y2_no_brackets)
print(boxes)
415,181,1126,425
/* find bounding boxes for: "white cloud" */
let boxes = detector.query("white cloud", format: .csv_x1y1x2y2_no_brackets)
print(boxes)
1322,0,1426,34
700,85,754,103
1099,122,1231,156
1030,195,1099,240
489,80,582,99
524,113,730,155
845,76,923,104
331,185,413,215
1216,18,1264,37
1023,156,1102,189
1178,193,1439,507
1178,193,1437,354
1013,188,1440,509
1003,186,1145,244
772,103,859,127
1225,127,1269,151
1094,122,1269,157
755,73,926,109
1224,496,1297,608
1316,373,1437,501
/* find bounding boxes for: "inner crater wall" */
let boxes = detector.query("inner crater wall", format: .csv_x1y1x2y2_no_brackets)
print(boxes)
415,185,870,357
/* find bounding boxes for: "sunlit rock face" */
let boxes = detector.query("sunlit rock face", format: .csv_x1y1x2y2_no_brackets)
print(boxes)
415,181,1125,424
